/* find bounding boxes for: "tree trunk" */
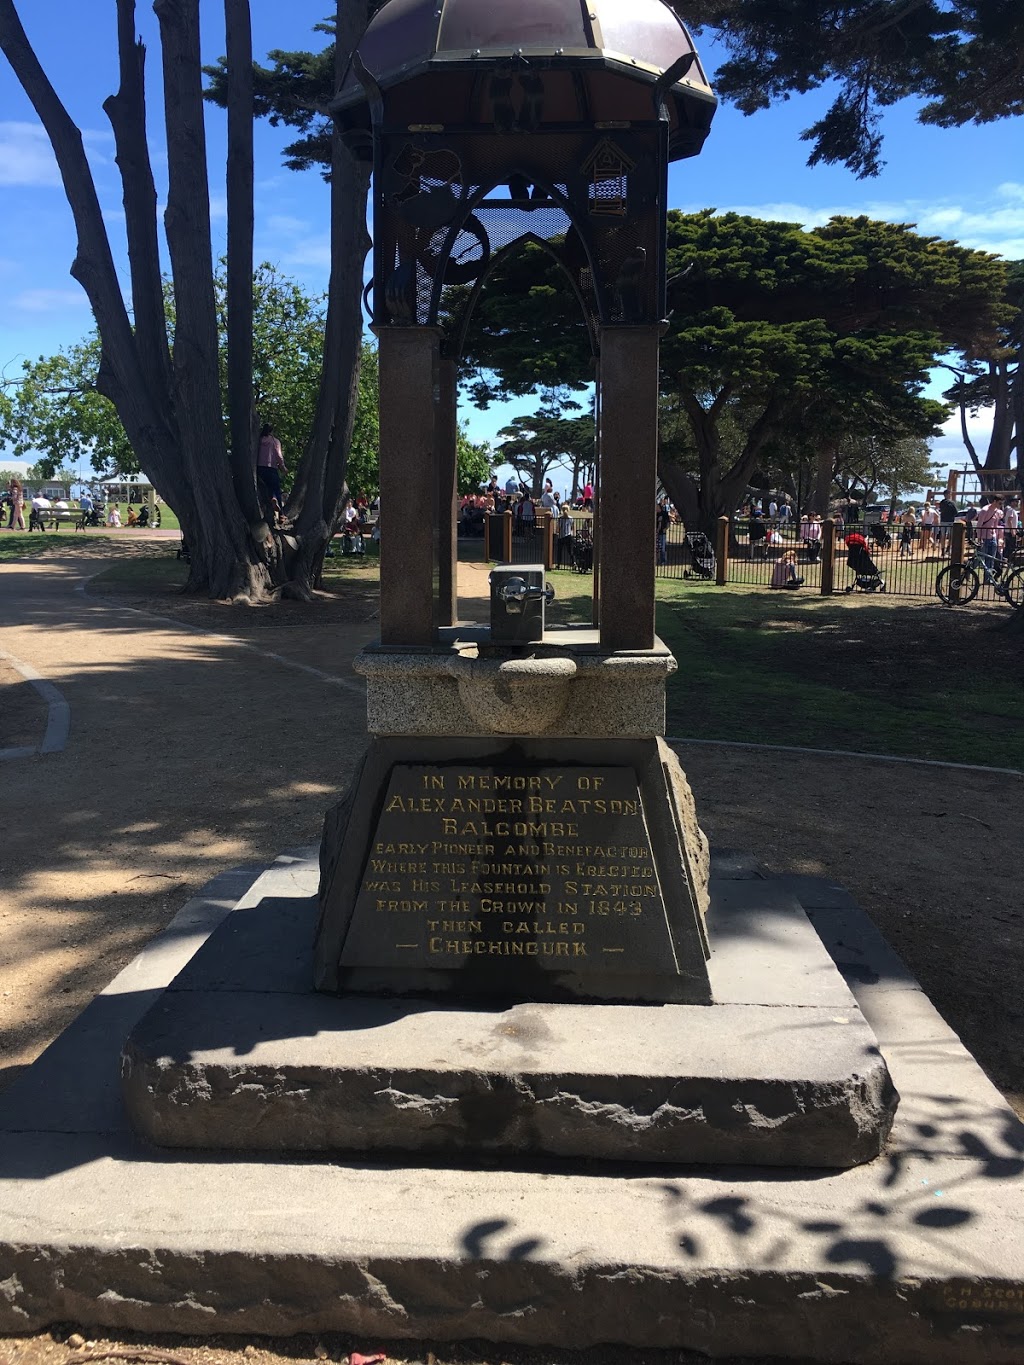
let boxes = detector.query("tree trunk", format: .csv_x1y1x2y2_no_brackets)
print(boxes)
811,442,836,513
2,0,371,602
224,0,263,531
286,0,371,596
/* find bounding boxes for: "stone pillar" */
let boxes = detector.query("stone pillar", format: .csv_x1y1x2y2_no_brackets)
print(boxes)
374,326,441,646
597,326,660,651
436,355,458,628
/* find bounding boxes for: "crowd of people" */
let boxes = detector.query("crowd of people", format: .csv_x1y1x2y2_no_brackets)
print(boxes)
458,476,596,538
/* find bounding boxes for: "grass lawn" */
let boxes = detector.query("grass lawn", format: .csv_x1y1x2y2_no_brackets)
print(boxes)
547,571,1024,768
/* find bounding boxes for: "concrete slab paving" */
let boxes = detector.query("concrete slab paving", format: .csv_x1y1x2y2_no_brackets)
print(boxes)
0,854,1022,1363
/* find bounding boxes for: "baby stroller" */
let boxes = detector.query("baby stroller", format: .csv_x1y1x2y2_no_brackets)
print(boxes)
867,521,891,550
683,531,716,580
844,533,886,592
571,532,594,574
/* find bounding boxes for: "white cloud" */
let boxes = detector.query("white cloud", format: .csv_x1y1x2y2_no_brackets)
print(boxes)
277,235,332,270
265,214,309,237
0,122,61,187
10,287,89,314
0,122,113,188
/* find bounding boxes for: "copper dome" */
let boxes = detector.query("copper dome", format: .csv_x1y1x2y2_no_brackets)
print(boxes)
334,0,715,161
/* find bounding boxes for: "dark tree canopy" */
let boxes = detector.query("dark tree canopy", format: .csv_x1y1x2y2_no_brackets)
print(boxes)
677,1,1024,176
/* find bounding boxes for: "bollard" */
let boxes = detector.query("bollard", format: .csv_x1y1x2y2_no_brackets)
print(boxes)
502,508,513,563
820,518,836,595
950,520,966,604
715,516,729,586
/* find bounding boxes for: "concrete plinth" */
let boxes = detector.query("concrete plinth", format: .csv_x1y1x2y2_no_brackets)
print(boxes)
121,873,895,1166
1,852,1023,1363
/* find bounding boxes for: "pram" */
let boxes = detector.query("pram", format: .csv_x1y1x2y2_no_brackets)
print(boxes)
867,522,892,550
844,533,886,592
683,531,716,580
571,532,594,574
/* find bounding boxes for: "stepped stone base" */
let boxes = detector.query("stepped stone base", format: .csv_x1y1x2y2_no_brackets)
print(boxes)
1,852,1022,1364
121,868,895,1167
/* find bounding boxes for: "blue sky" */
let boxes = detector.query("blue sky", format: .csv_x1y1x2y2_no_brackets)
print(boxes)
1,1,1022,482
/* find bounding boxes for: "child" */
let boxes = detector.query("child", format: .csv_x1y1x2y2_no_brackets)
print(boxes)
770,550,804,589
107,503,122,527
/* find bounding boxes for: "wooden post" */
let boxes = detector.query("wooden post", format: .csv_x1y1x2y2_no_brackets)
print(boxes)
483,511,491,562
715,516,729,586
598,326,660,650
950,519,966,567
820,517,836,595
502,508,513,563
374,326,441,646
545,511,555,570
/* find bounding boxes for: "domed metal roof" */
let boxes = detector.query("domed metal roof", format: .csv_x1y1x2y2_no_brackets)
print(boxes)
334,0,715,159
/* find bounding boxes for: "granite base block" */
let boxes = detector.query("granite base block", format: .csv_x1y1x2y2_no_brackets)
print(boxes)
121,871,896,1168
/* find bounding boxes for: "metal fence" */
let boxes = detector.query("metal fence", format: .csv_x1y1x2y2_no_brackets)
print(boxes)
725,517,1018,605
481,509,1020,607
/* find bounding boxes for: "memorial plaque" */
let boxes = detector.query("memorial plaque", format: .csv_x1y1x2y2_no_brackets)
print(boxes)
335,762,695,1001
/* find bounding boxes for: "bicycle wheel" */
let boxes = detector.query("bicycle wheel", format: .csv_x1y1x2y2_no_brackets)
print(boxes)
935,564,980,605
1001,568,1024,609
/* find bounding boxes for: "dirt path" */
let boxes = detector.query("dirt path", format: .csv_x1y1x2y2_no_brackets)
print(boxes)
0,548,373,1092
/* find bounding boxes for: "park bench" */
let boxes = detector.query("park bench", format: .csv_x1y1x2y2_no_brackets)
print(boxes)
28,507,79,532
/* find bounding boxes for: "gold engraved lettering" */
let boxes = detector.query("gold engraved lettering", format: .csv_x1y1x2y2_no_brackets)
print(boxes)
427,938,581,958
421,774,446,790
374,899,428,913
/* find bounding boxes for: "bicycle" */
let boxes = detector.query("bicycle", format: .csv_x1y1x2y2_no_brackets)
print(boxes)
935,545,1024,607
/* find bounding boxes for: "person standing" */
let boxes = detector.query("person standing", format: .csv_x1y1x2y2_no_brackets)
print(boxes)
897,506,917,557
975,496,1003,584
539,478,557,511
8,478,25,531
556,503,574,568
918,500,938,556
1003,496,1020,566
256,423,287,523
582,480,594,511
656,497,671,565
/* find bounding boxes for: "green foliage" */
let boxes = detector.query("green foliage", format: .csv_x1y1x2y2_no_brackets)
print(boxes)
1,335,136,478
658,210,1008,521
2,264,380,493
452,242,594,406
833,433,940,500
455,427,492,496
679,1,1024,177
346,343,381,497
496,404,595,495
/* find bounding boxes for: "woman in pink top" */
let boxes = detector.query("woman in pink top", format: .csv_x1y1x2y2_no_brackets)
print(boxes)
256,423,287,520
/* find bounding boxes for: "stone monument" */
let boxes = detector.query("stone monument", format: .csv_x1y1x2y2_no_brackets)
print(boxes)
122,0,898,1170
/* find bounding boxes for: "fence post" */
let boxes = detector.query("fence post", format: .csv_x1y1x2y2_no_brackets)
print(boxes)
483,512,491,562
715,516,729,586
949,520,966,604
950,519,966,568
502,509,513,563
820,517,836,595
545,512,555,570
